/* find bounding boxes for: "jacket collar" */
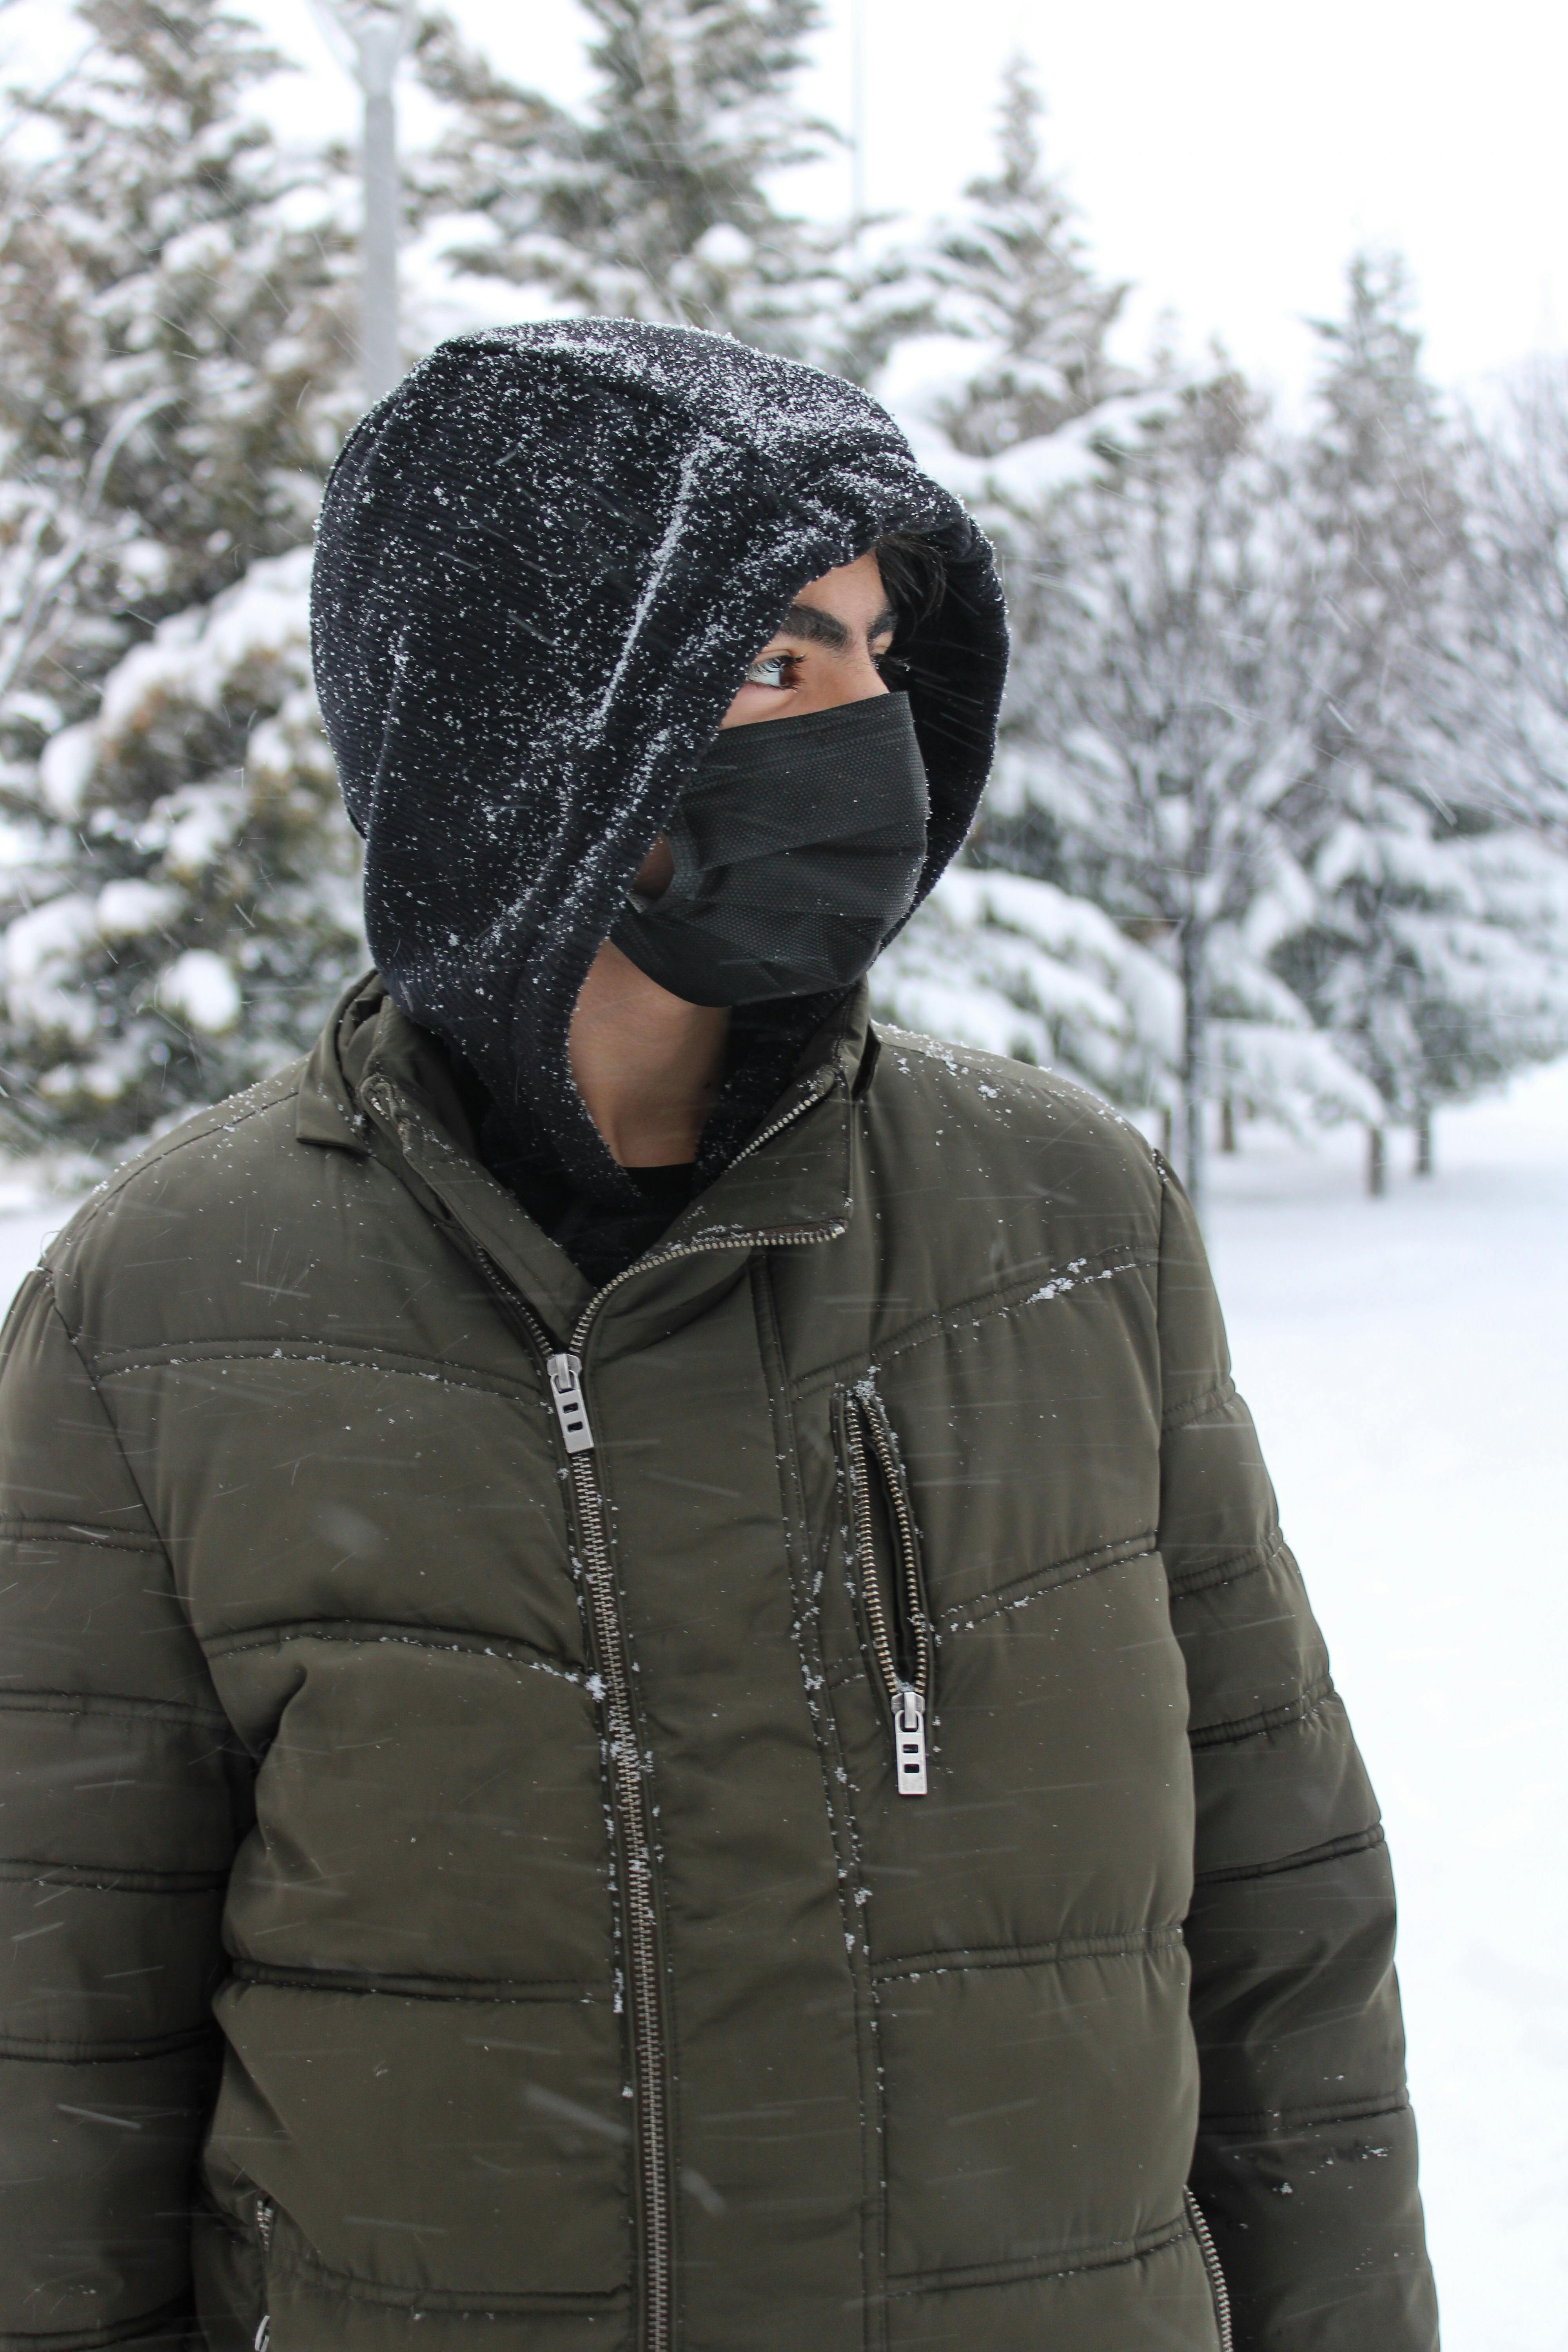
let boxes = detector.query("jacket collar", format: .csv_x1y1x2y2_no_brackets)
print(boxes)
297,973,875,1336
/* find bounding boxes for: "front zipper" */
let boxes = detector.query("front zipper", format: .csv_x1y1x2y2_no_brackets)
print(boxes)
444,1070,846,2352
252,2197,275,2352
1183,2187,1233,2352
839,1387,931,1797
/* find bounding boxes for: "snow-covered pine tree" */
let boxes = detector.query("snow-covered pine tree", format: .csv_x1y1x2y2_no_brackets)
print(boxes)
0,0,363,1160
875,66,1187,1115
1272,255,1568,1183
926,56,1131,461
1271,790,1568,1186
415,0,883,371
873,866,1181,1107
0,0,356,730
6,551,362,1149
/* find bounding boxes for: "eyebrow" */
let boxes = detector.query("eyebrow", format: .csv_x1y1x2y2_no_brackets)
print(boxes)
777,600,900,652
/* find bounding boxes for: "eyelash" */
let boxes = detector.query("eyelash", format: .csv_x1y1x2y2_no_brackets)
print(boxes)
743,649,902,690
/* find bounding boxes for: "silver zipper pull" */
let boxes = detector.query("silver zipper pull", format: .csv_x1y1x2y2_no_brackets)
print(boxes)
547,1352,595,1452
894,1685,928,1797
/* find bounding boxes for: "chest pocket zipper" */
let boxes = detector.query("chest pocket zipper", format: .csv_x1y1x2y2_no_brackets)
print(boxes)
837,1386,933,1797
253,2196,275,2352
1183,2188,1234,2352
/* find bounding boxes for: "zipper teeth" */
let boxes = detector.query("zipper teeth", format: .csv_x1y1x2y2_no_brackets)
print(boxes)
846,1394,928,1706
568,1445,672,2352
374,1062,842,1360
569,1218,839,1353
860,1400,929,1698
465,1072,842,2352
254,2199,274,2352
845,1405,900,1703
1183,2188,1233,2352
565,1075,844,1356
473,1131,844,1369
475,1258,675,2352
477,1208,844,1373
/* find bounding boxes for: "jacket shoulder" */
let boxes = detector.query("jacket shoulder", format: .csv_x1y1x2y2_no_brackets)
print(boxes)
42,1062,377,1349
48,1067,308,1250
869,1023,1164,1205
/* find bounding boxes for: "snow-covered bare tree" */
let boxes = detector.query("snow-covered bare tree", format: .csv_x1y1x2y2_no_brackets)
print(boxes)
1460,357,1568,852
0,0,362,1159
1298,257,1461,771
975,369,1375,1209
414,0,881,369
1274,258,1568,1183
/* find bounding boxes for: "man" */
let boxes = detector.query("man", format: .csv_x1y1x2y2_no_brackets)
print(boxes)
0,321,1437,2351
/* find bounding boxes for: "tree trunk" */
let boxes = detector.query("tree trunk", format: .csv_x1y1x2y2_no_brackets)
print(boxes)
1414,1105,1433,1177
1184,1091,1206,1214
1179,925,1207,1220
1367,1125,1386,1198
1158,1105,1174,1159
1220,1094,1237,1154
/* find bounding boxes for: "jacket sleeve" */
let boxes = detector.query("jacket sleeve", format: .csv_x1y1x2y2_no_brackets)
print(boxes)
1154,1165,1439,2350
0,1267,247,2349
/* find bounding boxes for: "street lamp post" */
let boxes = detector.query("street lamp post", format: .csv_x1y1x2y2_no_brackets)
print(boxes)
849,0,867,246
311,0,416,406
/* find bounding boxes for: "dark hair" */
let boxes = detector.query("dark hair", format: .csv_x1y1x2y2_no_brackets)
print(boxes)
874,530,947,629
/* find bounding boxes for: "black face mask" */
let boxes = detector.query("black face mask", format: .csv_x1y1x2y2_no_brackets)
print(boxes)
610,691,929,1007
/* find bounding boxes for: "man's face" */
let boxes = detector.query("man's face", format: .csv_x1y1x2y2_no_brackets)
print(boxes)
633,551,897,899
719,550,897,729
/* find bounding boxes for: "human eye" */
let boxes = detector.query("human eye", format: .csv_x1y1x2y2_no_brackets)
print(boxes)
744,653,793,689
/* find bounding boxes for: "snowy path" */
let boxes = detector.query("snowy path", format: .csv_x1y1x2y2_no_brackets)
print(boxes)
1,1065,1563,2347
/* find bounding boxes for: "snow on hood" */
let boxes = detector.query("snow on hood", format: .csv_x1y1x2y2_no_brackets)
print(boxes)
309,319,1009,1191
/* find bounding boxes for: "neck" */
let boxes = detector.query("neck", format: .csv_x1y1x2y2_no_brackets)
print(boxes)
570,939,729,1167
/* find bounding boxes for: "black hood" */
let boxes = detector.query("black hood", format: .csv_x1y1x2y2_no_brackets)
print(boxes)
310,319,1009,1200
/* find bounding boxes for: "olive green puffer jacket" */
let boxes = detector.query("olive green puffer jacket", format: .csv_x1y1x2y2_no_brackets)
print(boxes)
0,980,1437,2352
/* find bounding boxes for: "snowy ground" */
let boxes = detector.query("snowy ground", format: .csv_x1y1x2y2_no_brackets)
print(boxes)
1203,1062,1568,2352
1,1064,1564,2348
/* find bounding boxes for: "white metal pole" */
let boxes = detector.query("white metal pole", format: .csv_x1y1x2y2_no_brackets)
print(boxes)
849,0,867,245
311,0,415,407
357,16,404,404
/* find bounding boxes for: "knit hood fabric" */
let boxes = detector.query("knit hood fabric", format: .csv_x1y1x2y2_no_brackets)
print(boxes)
310,319,1009,1203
